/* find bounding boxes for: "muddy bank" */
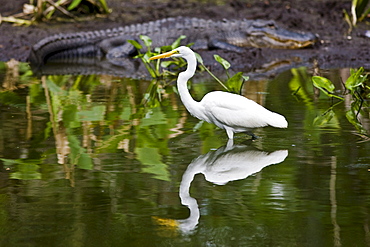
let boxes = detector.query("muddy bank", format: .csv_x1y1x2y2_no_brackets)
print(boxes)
0,0,369,71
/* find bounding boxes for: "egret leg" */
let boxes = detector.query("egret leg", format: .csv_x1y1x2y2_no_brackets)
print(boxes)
225,128,234,139
226,139,234,149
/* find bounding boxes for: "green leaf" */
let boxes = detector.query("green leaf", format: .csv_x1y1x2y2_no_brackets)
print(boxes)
214,54,231,70
67,134,93,169
77,105,106,121
136,147,170,181
195,52,204,64
346,109,368,134
97,0,110,13
354,0,370,18
0,159,42,180
127,39,142,50
142,53,151,63
313,110,335,126
171,35,186,49
140,107,166,126
68,0,83,10
226,72,245,94
11,163,41,180
139,35,152,48
345,67,366,91
312,76,335,93
242,75,250,81
312,76,343,100
63,104,80,128
77,153,94,170
160,61,174,68
359,6,370,21
46,79,66,95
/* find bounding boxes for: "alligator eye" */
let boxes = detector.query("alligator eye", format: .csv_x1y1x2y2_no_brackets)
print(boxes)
266,22,276,29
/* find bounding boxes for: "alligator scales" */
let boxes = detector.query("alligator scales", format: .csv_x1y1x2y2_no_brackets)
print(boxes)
28,17,317,65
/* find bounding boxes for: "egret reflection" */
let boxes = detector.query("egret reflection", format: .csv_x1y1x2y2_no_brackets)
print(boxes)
154,144,288,234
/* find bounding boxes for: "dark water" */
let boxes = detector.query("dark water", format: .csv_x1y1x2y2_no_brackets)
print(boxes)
0,61,369,246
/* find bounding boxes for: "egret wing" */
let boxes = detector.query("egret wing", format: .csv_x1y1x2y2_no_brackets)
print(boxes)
201,91,284,129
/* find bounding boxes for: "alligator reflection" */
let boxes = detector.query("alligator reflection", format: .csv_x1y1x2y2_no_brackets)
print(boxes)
155,144,288,234
30,55,305,81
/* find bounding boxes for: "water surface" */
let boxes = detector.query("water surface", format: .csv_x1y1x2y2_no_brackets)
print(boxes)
0,62,369,246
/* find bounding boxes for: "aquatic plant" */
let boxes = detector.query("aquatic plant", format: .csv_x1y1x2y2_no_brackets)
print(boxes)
312,67,369,136
130,35,248,94
196,53,249,94
313,67,369,100
0,0,110,25
128,35,188,79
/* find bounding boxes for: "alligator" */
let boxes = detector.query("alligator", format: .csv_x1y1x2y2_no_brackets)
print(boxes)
28,17,317,67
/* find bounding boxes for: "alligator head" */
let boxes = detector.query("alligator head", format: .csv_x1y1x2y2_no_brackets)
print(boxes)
233,19,318,49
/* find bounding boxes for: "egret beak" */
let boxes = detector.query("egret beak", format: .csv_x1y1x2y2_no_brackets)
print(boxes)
149,49,178,60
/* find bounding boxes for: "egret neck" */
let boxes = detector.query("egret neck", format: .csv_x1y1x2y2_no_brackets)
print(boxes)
149,48,206,121
176,52,207,121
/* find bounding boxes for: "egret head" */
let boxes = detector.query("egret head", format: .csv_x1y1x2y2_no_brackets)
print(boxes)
149,46,197,83
149,46,192,60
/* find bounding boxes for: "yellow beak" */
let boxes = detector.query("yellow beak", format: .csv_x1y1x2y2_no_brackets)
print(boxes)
149,50,178,60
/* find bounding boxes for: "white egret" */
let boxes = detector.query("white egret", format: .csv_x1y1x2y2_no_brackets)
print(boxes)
149,46,288,139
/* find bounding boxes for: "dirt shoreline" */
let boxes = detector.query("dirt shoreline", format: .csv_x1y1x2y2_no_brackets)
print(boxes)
0,0,369,71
